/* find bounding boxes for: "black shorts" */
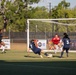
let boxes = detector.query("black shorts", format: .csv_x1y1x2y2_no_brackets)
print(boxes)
33,48,41,55
63,47,70,53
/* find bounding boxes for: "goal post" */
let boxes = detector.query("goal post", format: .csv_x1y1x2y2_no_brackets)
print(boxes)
27,18,76,52
27,19,30,52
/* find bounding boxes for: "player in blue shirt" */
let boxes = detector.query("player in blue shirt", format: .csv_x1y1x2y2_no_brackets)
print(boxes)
29,39,51,58
60,33,71,58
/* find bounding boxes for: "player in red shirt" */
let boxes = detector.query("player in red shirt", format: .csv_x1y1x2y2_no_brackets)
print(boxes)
52,34,60,45
52,34,60,53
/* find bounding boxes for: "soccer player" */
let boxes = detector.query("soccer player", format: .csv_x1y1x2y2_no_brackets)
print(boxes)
29,39,52,58
48,39,55,50
51,34,60,53
0,29,6,53
60,33,71,58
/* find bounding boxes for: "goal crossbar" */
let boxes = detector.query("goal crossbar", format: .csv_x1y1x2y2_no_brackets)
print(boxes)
43,21,76,26
27,18,76,21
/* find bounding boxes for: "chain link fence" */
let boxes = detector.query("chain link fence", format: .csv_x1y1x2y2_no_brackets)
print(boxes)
3,31,76,50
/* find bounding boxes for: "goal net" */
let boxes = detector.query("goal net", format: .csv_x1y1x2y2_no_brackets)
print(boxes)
27,18,76,52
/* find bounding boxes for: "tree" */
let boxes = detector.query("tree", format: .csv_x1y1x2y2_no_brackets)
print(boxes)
0,0,40,32
28,7,49,18
51,0,76,33
52,0,70,18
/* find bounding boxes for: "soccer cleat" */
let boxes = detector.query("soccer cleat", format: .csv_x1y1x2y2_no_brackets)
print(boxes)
59,56,62,58
44,53,48,56
47,56,52,58
47,54,52,58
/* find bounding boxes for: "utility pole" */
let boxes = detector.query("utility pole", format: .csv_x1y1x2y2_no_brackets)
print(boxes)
63,0,68,33
49,2,51,18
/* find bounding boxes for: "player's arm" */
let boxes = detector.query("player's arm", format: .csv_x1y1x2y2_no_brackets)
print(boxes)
69,38,72,45
59,39,64,47
34,39,38,47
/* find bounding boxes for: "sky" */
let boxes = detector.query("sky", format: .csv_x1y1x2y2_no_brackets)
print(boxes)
31,0,76,9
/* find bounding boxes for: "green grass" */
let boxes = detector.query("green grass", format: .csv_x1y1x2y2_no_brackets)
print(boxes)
0,50,76,75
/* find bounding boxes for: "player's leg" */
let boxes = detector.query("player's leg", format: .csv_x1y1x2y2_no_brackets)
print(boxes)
38,51,43,58
41,50,47,56
59,46,63,52
60,49,65,58
1,41,6,53
41,50,52,58
58,42,63,52
66,48,69,57
39,54,43,58
54,45,58,54
36,48,43,58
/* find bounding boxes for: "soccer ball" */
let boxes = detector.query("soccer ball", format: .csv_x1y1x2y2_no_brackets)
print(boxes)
47,54,53,58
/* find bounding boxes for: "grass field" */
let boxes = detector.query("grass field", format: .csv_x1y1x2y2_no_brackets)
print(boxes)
0,50,76,75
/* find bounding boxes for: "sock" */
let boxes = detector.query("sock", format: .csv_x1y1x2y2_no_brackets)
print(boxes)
54,49,57,54
54,45,58,53
66,53,68,57
66,50,68,57
60,47,62,52
61,51,64,57
2,46,5,52
40,55,43,58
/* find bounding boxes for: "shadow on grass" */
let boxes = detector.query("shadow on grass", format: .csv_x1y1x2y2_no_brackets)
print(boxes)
53,55,60,58
0,60,76,75
24,55,37,58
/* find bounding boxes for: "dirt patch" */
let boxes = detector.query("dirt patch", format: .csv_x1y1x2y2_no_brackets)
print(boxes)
10,43,27,51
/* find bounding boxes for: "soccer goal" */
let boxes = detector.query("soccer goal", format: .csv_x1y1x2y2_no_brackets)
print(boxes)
27,18,76,52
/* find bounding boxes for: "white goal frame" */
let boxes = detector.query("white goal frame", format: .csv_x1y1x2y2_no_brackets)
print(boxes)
27,18,76,52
